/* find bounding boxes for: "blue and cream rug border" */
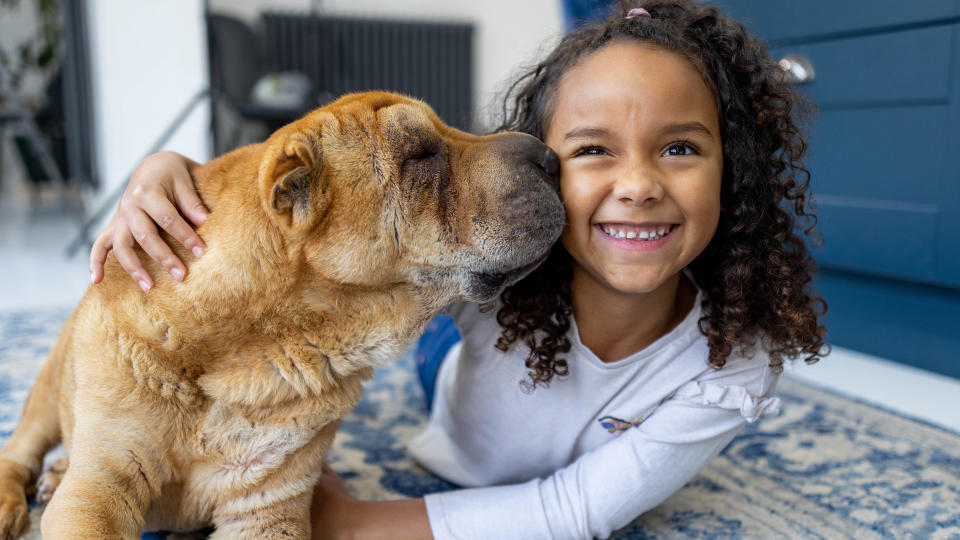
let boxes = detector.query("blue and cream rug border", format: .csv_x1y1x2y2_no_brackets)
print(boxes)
2,309,959,539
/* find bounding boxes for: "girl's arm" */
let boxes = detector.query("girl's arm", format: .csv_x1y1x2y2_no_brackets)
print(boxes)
414,361,778,539
428,402,748,539
312,400,751,540
312,464,433,540
310,397,756,540
89,151,209,290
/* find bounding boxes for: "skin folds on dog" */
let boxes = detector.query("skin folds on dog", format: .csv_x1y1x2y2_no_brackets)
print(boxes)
0,91,564,539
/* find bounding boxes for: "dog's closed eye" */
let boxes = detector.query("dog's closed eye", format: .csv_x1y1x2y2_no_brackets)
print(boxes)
404,145,442,167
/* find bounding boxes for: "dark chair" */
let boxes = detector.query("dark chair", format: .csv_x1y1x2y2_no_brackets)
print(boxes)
206,14,315,152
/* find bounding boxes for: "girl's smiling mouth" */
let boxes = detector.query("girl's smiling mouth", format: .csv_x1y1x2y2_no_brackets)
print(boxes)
595,223,677,250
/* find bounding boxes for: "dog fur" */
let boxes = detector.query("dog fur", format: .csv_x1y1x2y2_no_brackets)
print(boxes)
0,91,564,538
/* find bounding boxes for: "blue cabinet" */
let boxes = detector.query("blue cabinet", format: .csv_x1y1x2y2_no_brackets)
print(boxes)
717,1,960,377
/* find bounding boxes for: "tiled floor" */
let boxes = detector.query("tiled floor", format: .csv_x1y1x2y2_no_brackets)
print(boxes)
2,179,960,433
0,187,91,311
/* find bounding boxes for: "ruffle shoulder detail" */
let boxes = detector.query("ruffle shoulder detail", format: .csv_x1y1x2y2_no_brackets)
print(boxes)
672,381,781,423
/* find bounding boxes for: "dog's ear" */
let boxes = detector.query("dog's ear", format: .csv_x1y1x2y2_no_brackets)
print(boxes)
268,134,327,227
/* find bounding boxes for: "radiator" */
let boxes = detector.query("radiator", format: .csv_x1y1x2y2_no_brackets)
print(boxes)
262,12,475,131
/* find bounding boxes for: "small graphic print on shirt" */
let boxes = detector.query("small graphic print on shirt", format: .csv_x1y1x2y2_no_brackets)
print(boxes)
598,415,643,436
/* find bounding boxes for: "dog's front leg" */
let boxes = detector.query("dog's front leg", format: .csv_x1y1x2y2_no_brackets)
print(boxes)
210,490,312,539
40,456,153,539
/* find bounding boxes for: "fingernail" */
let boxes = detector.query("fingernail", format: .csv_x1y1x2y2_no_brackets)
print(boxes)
171,268,184,282
139,280,151,292
90,270,95,283
192,246,204,258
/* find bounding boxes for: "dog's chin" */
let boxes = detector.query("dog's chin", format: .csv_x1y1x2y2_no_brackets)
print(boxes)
464,249,551,302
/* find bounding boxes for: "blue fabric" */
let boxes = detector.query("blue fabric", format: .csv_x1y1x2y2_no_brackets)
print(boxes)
415,315,461,410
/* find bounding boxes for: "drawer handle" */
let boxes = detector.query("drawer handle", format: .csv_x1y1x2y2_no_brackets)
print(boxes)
778,54,816,84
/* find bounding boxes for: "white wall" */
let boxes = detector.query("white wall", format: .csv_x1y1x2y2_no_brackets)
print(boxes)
209,0,564,131
85,0,211,214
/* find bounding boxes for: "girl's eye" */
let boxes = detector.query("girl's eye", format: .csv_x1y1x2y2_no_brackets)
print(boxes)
662,142,698,157
573,145,608,157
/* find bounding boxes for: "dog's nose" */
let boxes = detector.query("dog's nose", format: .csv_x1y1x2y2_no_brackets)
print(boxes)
497,133,560,184
535,145,559,178
528,140,558,178
507,134,558,176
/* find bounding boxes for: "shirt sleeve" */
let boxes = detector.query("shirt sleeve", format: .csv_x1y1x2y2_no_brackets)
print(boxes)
423,376,780,540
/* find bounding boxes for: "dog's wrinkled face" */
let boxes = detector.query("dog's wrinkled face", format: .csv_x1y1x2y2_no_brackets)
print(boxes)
260,92,565,305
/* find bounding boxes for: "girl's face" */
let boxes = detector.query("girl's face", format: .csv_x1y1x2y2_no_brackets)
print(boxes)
544,41,723,297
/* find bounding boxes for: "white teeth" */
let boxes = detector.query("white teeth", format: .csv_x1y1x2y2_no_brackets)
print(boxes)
601,225,671,240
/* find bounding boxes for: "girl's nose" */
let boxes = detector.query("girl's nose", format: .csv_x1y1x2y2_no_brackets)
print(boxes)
613,163,664,206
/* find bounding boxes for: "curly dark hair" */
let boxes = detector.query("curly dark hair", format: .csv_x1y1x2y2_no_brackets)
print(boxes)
492,0,828,390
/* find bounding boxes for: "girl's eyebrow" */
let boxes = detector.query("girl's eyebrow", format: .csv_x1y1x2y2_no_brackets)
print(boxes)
563,127,611,141
563,122,715,142
660,122,714,138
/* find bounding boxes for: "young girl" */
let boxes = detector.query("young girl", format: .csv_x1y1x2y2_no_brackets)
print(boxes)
89,1,827,538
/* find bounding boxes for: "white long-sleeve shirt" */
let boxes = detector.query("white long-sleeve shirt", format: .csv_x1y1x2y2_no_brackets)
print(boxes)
407,288,781,539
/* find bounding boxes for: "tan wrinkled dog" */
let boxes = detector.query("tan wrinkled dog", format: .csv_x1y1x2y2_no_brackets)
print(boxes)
0,91,564,538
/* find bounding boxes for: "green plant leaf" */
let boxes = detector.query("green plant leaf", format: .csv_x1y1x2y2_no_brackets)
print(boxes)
37,44,54,67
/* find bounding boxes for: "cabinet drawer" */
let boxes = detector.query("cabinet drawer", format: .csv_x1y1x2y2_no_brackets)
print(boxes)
812,197,938,281
807,106,948,204
771,25,953,107
803,104,952,283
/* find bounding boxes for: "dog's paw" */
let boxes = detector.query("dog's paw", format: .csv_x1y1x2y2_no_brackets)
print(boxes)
35,457,68,504
0,482,28,539
34,475,58,505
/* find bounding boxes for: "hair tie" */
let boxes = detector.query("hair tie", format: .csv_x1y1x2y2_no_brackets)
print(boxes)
626,7,651,19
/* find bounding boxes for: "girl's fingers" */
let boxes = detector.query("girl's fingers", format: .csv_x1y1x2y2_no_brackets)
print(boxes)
143,195,205,259
89,229,113,284
112,223,154,291
173,172,209,228
90,151,205,290
127,209,187,283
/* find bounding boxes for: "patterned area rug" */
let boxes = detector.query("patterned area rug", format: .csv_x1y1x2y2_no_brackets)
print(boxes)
2,309,959,539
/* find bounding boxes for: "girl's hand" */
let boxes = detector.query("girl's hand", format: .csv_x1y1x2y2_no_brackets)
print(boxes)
311,463,357,539
89,151,209,291
311,463,434,540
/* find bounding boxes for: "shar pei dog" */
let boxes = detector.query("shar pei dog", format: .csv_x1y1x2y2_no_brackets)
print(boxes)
0,91,564,538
